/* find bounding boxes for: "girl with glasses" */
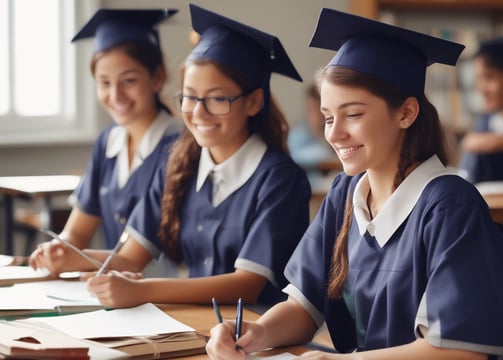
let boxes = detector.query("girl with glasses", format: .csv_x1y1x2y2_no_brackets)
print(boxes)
51,4,311,308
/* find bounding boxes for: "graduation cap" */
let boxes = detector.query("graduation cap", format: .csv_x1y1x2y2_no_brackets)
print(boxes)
309,8,465,97
186,4,301,121
71,8,178,53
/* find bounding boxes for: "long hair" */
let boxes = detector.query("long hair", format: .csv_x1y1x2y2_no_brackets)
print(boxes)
158,59,289,263
323,66,449,298
90,41,173,115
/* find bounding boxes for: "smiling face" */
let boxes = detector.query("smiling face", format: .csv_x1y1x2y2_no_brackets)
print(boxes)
93,48,164,127
474,56,503,113
320,80,407,177
181,62,262,163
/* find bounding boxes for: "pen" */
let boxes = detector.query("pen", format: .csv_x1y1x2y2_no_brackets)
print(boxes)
39,228,102,270
212,297,223,324
96,232,129,276
235,297,243,342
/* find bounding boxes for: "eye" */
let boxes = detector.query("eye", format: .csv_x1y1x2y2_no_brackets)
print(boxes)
347,113,363,120
209,96,228,103
323,116,334,125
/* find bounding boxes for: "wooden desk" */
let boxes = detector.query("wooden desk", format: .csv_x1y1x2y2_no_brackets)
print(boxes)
483,193,503,224
157,304,334,359
0,175,81,255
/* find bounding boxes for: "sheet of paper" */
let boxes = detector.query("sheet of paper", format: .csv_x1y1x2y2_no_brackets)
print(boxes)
247,353,297,360
0,255,14,266
0,266,50,280
0,280,100,311
25,303,196,339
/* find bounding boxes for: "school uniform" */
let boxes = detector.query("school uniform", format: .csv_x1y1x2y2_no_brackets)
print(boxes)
459,113,503,183
284,155,503,356
69,110,180,249
126,134,311,305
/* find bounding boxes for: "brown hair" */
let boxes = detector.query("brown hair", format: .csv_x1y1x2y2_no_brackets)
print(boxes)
158,58,290,263
90,41,172,115
322,66,449,298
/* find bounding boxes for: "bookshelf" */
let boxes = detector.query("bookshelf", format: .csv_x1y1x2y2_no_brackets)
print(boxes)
349,0,503,163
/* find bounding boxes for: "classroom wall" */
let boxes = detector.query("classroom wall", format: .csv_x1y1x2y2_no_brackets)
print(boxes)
0,0,348,176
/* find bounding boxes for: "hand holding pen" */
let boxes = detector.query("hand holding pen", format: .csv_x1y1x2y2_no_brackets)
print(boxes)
212,297,243,350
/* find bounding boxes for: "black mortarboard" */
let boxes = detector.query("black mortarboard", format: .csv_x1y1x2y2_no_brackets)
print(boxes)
186,4,301,120
71,8,178,53
309,8,465,97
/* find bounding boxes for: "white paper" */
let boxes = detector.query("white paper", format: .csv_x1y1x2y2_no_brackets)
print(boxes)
0,280,100,311
0,255,14,266
25,303,196,339
0,266,50,280
247,353,297,360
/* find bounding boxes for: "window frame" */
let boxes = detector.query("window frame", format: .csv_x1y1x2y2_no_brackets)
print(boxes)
0,0,102,146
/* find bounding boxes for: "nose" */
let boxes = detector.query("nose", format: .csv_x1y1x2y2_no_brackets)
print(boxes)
110,83,126,102
192,99,210,117
324,117,346,144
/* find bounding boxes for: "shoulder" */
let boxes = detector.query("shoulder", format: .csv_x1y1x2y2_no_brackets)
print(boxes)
92,124,116,153
421,174,482,204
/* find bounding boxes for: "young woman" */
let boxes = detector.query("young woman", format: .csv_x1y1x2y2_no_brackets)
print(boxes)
206,8,503,360
37,4,311,308
29,9,180,276
459,37,503,183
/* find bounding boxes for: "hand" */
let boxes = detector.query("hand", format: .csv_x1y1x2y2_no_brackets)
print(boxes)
206,320,267,360
86,270,143,308
29,240,70,274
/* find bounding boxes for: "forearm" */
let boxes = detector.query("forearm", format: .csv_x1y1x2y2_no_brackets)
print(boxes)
135,270,267,304
256,297,318,350
462,132,503,153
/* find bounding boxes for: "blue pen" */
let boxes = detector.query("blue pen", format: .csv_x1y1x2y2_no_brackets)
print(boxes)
235,298,243,342
211,297,223,324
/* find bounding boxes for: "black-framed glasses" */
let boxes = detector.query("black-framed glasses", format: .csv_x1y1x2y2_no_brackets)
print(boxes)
175,93,247,115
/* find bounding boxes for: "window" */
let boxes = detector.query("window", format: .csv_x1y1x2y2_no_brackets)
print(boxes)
0,0,99,145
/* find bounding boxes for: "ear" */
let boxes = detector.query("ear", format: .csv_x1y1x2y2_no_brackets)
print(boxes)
152,66,167,93
245,88,264,117
398,97,419,129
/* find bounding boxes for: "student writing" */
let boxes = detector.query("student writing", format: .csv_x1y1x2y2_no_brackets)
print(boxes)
206,8,503,360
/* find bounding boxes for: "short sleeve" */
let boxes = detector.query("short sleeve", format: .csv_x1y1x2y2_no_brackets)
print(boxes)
125,161,166,258
69,128,110,216
235,162,311,290
420,178,503,355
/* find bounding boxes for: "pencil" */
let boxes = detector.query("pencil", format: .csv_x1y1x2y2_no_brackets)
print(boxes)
212,297,223,324
96,232,128,276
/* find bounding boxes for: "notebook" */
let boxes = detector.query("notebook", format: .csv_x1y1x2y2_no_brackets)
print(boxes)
0,266,53,286
23,303,207,359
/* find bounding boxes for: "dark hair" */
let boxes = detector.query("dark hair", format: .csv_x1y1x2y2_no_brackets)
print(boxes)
158,59,289,263
475,39,503,72
306,82,321,102
90,41,172,115
320,66,449,298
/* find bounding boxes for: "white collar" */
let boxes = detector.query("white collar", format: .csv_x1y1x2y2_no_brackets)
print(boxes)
353,155,460,247
105,111,181,188
196,134,267,207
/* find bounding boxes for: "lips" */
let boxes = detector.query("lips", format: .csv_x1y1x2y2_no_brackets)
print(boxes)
337,145,363,156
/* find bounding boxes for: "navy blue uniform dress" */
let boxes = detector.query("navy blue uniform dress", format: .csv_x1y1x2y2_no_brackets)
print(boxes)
70,111,180,249
126,135,311,305
284,156,503,356
459,114,503,183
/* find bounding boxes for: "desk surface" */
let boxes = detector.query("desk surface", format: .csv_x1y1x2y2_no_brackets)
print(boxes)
0,175,80,196
157,304,333,359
